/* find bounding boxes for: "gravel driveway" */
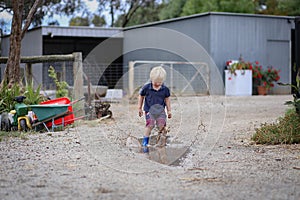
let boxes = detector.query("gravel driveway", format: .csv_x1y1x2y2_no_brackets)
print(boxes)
0,95,299,200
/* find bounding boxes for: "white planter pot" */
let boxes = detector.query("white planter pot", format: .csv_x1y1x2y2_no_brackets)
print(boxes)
225,70,252,96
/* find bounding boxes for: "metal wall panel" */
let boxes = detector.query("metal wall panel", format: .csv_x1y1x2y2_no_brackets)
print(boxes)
122,16,222,95
210,14,293,94
123,13,294,94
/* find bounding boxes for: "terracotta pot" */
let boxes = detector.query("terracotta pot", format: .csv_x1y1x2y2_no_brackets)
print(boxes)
257,85,268,95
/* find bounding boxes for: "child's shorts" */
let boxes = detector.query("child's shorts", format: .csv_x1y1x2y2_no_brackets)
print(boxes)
145,111,166,128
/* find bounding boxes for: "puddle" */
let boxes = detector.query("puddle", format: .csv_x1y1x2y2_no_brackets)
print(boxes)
127,135,190,166
150,145,190,166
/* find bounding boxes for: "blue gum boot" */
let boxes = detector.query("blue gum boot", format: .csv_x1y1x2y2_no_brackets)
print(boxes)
142,136,149,153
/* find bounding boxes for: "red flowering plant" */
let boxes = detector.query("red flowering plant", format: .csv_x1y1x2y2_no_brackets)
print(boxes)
252,64,281,89
226,59,281,89
252,62,264,80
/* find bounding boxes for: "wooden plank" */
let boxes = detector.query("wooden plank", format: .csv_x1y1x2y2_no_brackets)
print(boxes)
0,54,75,64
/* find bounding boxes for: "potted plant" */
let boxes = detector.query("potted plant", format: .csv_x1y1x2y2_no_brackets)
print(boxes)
252,65,281,95
225,58,253,96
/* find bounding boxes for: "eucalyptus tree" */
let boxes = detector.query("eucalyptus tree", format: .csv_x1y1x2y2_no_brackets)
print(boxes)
0,0,82,89
180,0,257,16
115,0,164,27
256,0,300,16
96,0,162,27
158,0,186,20
69,15,106,27
159,0,300,20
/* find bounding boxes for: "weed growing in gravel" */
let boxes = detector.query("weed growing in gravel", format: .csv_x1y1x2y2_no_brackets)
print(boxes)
252,110,300,144
254,68,300,145
0,130,33,142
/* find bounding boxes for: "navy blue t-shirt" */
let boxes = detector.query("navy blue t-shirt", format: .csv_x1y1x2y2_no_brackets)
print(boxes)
139,82,170,113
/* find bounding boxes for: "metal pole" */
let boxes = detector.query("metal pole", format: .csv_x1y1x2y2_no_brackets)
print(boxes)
129,61,134,96
170,63,173,93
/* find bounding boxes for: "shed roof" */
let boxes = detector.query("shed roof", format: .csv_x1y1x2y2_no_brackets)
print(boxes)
1,12,295,37
40,26,123,38
124,12,295,30
2,26,123,38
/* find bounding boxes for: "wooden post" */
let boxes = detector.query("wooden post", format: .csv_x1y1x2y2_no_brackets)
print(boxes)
62,62,66,81
25,63,32,84
294,17,300,94
73,52,85,118
129,61,134,97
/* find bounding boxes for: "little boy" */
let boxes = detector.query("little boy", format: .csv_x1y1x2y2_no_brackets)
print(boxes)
138,66,172,152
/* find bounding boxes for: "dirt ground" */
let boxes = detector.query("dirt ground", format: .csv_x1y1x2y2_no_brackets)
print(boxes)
0,95,299,200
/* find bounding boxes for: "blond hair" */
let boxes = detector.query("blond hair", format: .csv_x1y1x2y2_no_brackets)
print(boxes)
150,66,166,82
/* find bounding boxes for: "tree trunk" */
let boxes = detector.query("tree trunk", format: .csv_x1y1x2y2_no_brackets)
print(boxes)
2,0,24,88
0,0,42,90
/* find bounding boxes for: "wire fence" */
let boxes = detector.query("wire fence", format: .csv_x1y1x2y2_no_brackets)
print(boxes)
126,61,210,97
25,62,123,91
2,56,210,98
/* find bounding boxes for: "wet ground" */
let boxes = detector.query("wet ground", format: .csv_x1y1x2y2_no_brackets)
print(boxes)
126,134,190,166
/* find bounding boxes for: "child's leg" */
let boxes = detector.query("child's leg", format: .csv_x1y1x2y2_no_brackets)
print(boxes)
142,127,152,147
143,113,155,147
156,127,167,146
156,114,167,146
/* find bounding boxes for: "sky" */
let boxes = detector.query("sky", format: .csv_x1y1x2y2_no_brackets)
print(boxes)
0,0,100,33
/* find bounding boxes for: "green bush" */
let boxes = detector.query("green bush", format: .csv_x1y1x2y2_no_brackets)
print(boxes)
24,81,46,105
0,82,22,113
0,81,45,114
254,67,300,144
252,111,300,144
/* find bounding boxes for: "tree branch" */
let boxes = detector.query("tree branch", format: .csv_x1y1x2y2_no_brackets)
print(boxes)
122,0,141,27
21,0,42,39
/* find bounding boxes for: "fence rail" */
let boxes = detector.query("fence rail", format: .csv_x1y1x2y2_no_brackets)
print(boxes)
0,53,84,116
0,54,75,64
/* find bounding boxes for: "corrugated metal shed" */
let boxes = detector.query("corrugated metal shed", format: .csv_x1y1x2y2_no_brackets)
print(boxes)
0,12,296,95
123,12,295,95
0,26,124,89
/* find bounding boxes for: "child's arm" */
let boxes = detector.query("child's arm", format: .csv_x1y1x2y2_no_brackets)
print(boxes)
165,97,172,118
138,95,144,117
